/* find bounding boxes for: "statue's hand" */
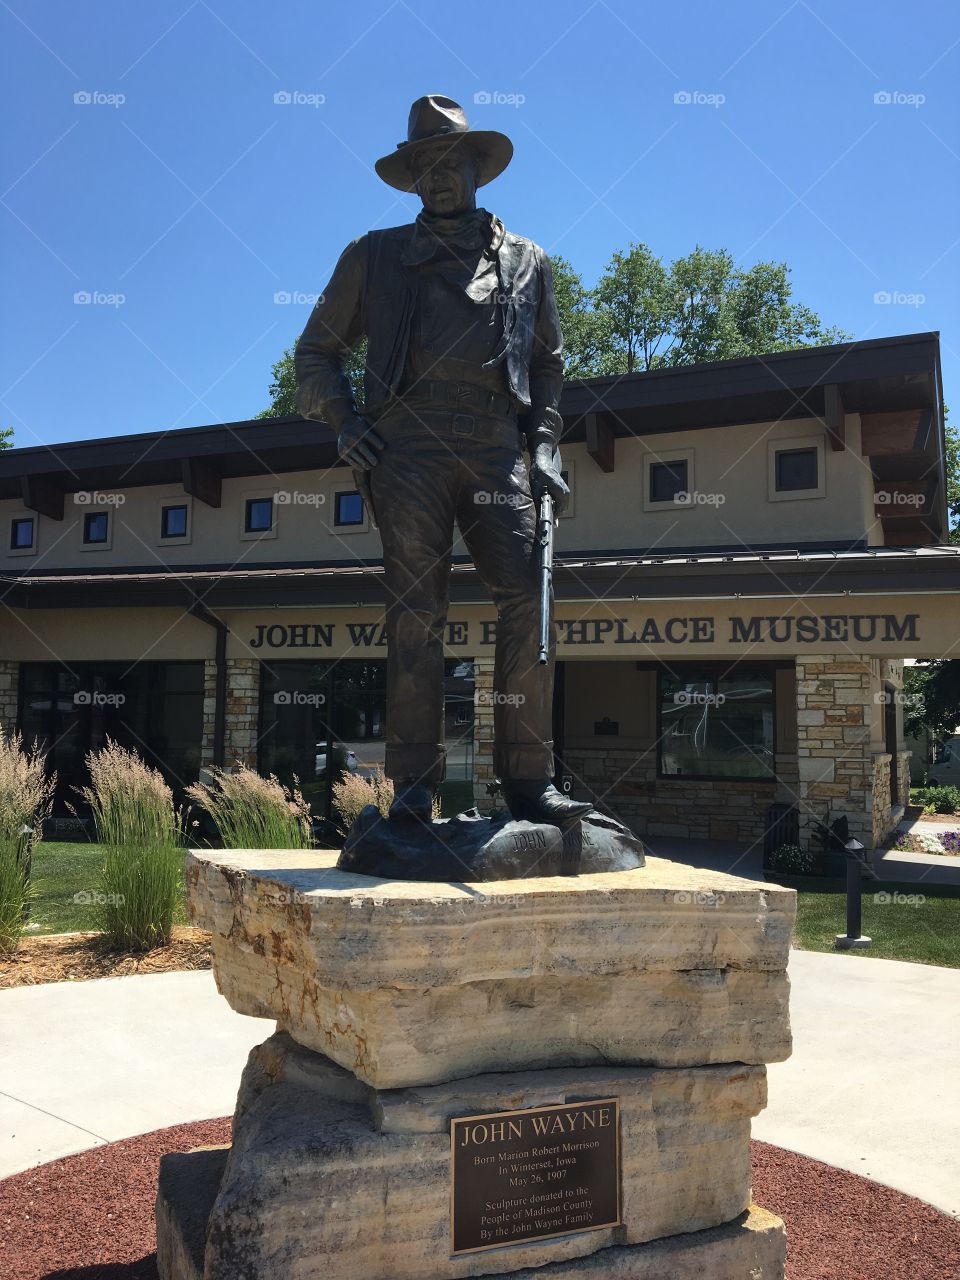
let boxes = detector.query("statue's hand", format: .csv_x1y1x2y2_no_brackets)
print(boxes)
338,416,385,470
529,444,570,515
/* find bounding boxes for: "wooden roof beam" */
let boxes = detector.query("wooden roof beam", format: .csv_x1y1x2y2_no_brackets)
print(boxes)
19,474,65,520
823,383,845,452
585,412,615,473
181,456,222,508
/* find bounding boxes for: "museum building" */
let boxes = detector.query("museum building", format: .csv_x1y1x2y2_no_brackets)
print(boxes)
1,331,957,852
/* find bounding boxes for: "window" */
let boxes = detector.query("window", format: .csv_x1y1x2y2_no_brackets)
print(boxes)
10,517,34,550
83,512,109,544
659,665,775,779
161,504,188,539
775,447,818,492
245,497,274,533
649,459,688,504
334,490,364,527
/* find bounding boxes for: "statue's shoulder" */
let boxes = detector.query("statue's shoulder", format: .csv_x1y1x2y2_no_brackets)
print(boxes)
364,222,417,246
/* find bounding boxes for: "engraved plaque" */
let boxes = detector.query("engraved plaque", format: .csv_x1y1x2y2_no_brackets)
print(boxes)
450,1097,621,1255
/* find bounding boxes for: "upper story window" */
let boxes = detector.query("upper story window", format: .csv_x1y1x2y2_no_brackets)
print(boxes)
245,497,274,534
10,516,34,551
161,504,189,539
649,459,688,504
775,447,818,492
83,511,109,545
334,491,364,527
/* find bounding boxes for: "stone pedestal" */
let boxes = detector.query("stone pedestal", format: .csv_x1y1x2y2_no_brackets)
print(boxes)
158,850,794,1278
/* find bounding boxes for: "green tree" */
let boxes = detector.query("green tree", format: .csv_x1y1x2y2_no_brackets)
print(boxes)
0,427,13,450
943,406,958,545
257,339,365,419
904,661,960,740
592,243,673,373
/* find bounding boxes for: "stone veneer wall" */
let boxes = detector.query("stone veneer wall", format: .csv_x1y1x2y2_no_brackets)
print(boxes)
0,660,19,734
560,746,777,843
200,658,260,771
471,657,496,812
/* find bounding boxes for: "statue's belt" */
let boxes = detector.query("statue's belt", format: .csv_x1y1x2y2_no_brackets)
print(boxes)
376,380,524,449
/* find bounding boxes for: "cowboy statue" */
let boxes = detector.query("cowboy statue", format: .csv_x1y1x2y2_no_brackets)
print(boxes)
295,94,594,834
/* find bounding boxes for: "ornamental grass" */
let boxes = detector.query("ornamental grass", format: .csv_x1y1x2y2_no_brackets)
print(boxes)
186,764,313,850
79,740,183,951
331,768,441,834
0,729,55,953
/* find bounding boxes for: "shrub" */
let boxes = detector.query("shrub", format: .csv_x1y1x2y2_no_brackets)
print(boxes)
187,764,313,849
768,843,816,875
331,769,443,835
79,741,183,951
929,786,960,815
0,730,55,953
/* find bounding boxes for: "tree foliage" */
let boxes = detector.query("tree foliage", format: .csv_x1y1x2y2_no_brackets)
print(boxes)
904,661,960,740
257,240,849,415
0,427,13,450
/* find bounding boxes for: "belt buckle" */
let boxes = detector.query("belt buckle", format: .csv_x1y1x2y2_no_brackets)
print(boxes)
453,413,476,436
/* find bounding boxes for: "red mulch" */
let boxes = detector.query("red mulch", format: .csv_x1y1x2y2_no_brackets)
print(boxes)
0,1126,957,1279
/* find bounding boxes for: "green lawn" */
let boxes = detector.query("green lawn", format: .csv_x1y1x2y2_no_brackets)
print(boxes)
784,876,960,968
24,841,188,937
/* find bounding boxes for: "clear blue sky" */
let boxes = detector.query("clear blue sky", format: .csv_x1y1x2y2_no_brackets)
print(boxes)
2,0,958,447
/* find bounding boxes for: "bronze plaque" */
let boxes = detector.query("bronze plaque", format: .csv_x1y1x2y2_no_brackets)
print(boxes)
450,1097,621,1255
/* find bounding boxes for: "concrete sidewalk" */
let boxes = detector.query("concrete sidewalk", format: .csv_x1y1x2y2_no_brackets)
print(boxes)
1,953,958,1216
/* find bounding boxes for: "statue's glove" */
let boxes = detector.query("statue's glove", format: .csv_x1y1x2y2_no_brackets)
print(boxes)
337,414,385,470
526,407,570,515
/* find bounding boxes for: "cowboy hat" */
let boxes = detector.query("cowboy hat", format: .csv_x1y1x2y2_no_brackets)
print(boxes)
375,94,513,192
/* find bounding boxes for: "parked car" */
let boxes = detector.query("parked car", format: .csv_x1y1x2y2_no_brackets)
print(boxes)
927,735,960,787
315,742,358,776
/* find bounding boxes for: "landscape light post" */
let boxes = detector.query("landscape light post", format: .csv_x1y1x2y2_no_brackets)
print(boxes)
835,837,872,950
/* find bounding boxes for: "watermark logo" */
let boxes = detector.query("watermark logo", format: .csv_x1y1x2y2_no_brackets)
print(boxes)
73,90,125,108
74,291,126,308
674,689,726,707
475,689,526,707
674,90,725,108
74,690,126,707
873,290,925,307
275,490,326,507
674,490,726,507
473,90,526,107
273,690,326,707
873,90,925,108
74,491,125,506
273,90,325,107
873,891,925,906
674,890,727,905
274,290,324,306
73,890,125,905
875,489,924,507
873,689,920,707
473,490,528,508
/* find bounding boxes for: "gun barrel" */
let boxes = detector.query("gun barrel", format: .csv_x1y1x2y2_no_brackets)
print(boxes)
537,491,555,665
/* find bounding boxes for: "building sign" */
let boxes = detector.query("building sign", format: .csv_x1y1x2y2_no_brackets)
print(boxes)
247,610,921,653
449,1098,621,1255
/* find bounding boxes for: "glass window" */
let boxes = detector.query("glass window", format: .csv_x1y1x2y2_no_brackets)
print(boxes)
83,511,109,544
245,497,273,533
775,447,818,492
659,666,775,779
18,661,204,815
161,504,188,538
10,517,34,550
334,491,364,526
649,460,688,503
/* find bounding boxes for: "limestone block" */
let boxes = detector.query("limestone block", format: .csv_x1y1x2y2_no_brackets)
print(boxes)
159,1032,777,1280
187,850,795,1088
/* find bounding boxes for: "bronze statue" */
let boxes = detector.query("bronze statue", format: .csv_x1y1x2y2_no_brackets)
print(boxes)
295,94,593,832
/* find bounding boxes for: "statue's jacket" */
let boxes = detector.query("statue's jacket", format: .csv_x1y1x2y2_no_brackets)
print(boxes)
294,217,564,440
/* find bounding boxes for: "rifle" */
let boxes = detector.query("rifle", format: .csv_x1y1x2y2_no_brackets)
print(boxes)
537,488,556,666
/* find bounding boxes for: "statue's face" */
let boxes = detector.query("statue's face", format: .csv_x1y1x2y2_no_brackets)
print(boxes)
412,142,478,215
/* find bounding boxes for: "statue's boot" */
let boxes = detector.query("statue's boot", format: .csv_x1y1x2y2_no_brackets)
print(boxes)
502,780,592,828
388,779,435,823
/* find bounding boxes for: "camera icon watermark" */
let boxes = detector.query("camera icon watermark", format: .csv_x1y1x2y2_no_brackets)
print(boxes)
74,491,125,506
873,891,925,906
674,90,725,108
674,490,726,507
873,290,925,307
674,689,726,707
275,490,326,507
874,489,924,507
473,90,526,107
474,689,526,707
873,90,925,108
73,890,126,905
473,490,527,508
274,290,324,306
273,690,326,707
674,890,727,905
74,291,126,308
74,690,126,708
273,90,325,107
73,90,125,108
